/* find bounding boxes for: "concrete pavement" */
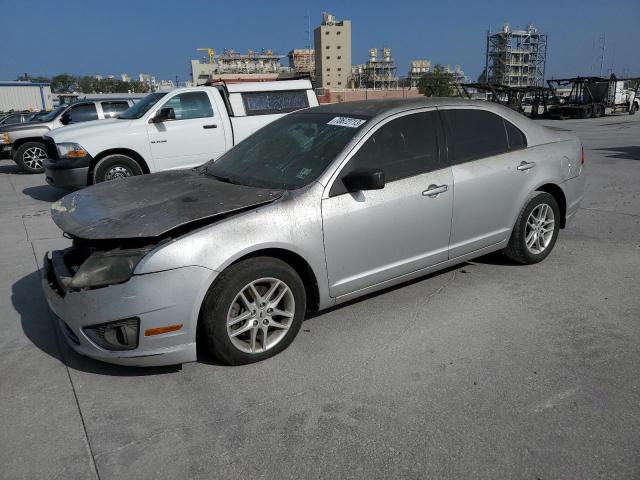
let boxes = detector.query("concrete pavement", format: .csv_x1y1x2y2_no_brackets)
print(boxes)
1,114,639,479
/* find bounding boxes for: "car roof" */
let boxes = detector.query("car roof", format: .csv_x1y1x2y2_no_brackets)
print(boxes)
306,97,490,117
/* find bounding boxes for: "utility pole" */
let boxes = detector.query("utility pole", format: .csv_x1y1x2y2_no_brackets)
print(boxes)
304,12,311,78
599,35,605,76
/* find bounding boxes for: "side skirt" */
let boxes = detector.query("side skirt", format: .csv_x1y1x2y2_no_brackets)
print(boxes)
333,239,508,306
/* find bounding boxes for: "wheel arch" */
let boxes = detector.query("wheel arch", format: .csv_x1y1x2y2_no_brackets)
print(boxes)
203,247,321,313
536,183,567,228
90,148,150,177
13,136,46,150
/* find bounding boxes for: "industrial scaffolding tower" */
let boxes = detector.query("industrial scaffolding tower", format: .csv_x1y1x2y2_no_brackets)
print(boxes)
485,23,548,87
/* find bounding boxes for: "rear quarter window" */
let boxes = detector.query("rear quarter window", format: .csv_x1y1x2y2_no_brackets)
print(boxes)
504,119,527,150
242,90,309,116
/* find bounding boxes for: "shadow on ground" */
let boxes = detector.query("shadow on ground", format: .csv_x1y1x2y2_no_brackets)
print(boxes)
22,185,67,202
0,163,24,174
14,252,517,373
594,146,640,161
13,270,181,376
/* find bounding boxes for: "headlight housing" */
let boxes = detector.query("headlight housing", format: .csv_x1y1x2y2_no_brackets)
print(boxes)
57,142,88,158
69,249,149,289
1,132,10,144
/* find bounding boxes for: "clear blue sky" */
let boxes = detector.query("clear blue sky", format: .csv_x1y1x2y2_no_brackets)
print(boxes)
3,0,638,82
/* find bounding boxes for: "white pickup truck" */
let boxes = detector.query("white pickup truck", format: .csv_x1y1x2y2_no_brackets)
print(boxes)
42,80,318,189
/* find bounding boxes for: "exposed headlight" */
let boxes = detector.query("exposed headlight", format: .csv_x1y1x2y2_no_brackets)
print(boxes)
84,318,140,351
57,142,88,158
1,132,9,144
69,249,149,289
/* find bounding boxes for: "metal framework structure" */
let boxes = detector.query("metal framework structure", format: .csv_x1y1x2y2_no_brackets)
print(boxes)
486,23,547,88
352,48,399,89
195,48,285,74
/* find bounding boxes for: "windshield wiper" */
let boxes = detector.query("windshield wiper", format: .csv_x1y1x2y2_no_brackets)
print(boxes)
208,173,239,185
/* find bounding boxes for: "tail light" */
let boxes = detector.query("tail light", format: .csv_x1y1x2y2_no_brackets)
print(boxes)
580,146,585,165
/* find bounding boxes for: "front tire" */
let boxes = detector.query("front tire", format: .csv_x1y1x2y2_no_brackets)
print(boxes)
92,154,143,184
504,192,560,265
14,141,47,173
199,257,306,365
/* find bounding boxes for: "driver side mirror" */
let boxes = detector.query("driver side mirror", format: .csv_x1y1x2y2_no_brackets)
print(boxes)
60,112,71,125
343,169,385,192
151,107,175,123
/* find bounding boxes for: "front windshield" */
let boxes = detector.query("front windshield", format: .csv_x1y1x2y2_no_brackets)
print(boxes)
39,105,66,122
118,92,167,119
205,112,370,190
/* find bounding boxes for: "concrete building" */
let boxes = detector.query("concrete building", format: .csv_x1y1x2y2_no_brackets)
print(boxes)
191,49,287,85
288,49,315,78
314,12,352,89
486,23,548,87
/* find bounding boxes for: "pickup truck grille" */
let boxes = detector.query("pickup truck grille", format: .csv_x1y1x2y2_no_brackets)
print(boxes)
42,137,59,160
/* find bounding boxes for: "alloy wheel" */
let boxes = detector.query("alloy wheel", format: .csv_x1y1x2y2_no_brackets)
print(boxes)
23,147,46,169
226,277,295,354
525,203,555,254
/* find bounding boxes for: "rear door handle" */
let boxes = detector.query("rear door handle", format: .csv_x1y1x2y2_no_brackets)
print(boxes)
422,184,448,197
517,161,536,171
203,124,217,129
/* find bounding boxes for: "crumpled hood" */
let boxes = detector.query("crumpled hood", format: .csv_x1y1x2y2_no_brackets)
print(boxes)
47,118,125,142
51,170,284,240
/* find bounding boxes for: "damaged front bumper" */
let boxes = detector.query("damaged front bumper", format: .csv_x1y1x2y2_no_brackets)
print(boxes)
41,249,217,367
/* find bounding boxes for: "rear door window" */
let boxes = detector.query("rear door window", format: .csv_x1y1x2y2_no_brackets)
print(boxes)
67,103,98,123
440,109,509,164
330,111,443,197
101,101,130,118
162,91,213,120
242,90,309,116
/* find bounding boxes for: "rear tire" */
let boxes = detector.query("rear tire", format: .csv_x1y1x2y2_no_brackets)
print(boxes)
593,104,604,118
580,106,592,119
199,257,306,365
14,141,46,173
92,154,143,184
630,102,638,115
504,192,560,265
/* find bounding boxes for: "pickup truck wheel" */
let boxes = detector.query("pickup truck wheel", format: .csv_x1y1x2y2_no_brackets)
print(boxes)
14,142,46,173
630,102,638,115
93,154,143,184
199,257,306,365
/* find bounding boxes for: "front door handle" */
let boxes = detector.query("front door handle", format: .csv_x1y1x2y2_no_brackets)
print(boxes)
517,161,536,171
203,124,217,129
422,184,448,198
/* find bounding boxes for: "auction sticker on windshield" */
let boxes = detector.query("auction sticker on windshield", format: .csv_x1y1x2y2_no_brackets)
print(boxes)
327,117,367,128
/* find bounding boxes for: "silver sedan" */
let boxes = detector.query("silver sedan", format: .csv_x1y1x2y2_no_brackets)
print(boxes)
42,98,586,366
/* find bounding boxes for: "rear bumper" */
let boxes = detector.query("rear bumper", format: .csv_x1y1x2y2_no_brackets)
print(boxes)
41,250,217,367
561,168,586,225
44,159,89,190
